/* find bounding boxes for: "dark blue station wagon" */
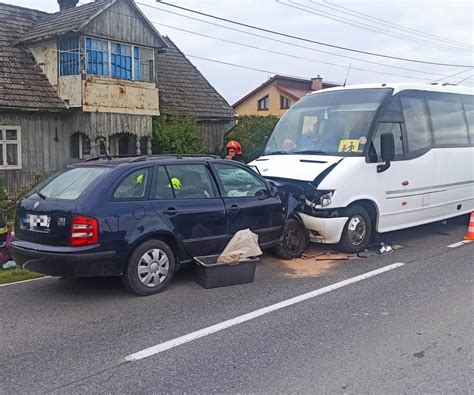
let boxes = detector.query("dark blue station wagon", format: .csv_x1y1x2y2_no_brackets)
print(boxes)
11,156,307,295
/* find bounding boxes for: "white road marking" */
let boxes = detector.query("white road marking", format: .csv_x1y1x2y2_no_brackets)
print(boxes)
125,262,405,362
447,240,472,248
0,276,50,287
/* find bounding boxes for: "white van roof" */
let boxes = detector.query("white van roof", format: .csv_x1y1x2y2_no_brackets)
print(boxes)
309,82,473,96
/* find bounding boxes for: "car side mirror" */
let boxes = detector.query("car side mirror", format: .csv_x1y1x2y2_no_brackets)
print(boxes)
377,132,395,173
270,185,279,197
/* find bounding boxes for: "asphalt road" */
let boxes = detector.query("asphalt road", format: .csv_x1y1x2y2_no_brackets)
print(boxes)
0,215,472,394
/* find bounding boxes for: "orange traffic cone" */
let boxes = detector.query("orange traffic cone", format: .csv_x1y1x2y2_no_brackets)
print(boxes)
465,212,474,241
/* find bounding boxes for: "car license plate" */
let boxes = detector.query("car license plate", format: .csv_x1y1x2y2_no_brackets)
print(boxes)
26,214,51,230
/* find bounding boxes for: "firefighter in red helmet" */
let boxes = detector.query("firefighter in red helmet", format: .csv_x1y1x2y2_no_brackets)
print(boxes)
225,140,245,163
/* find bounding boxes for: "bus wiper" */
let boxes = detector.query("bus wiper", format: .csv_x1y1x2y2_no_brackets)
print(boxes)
293,150,327,155
266,150,288,155
34,188,46,200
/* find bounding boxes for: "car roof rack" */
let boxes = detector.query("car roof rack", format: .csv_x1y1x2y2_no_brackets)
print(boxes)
82,154,222,163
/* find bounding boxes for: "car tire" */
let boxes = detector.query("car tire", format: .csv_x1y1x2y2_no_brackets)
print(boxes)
121,240,176,296
338,205,372,253
272,217,308,260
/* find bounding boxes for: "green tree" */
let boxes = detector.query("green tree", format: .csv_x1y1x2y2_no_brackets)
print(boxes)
152,115,204,154
225,115,279,162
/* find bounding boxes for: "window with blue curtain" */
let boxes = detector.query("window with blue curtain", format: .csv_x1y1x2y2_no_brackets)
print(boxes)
59,37,80,76
112,42,132,80
86,37,109,76
134,47,140,81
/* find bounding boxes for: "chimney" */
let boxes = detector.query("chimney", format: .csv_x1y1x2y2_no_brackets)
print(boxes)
58,0,79,11
311,75,323,91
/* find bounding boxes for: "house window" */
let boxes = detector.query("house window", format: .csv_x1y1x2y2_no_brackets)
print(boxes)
134,47,154,82
59,37,80,76
280,95,290,109
84,37,154,82
0,127,21,168
258,95,269,111
71,133,92,160
85,37,109,76
112,42,132,80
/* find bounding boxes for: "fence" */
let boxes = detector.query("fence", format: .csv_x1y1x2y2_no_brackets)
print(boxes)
0,171,53,226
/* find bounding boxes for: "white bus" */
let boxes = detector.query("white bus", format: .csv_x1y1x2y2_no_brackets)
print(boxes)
249,83,474,252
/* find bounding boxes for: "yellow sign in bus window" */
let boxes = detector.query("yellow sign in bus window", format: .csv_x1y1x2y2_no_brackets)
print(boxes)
338,139,360,153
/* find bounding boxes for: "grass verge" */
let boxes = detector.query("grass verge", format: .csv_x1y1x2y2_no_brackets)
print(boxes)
0,268,43,285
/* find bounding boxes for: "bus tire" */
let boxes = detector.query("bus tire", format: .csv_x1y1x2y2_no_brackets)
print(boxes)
338,205,372,253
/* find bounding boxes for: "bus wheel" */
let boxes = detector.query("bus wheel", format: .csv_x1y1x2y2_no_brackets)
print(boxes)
338,205,372,253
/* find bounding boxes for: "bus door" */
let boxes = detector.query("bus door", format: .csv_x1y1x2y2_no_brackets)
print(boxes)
370,92,441,232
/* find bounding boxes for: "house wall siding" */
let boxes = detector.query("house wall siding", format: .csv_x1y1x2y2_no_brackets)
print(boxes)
58,75,82,107
197,121,233,153
82,76,159,116
0,112,71,173
82,1,163,48
28,40,58,90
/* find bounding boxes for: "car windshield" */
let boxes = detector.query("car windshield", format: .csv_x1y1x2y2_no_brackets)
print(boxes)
27,167,109,200
264,88,393,156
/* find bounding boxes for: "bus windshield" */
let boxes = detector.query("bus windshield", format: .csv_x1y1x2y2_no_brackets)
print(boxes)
264,88,393,156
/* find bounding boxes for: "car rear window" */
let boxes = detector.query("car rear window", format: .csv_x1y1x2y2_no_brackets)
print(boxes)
29,167,109,200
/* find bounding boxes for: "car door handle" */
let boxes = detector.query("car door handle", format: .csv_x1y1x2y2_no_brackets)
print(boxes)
163,208,178,216
229,204,240,214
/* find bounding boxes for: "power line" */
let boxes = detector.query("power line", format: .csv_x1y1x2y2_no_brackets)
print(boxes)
136,2,463,78
280,0,472,56
311,0,474,50
431,68,473,83
457,74,474,83
152,0,473,68
185,54,314,80
155,21,436,81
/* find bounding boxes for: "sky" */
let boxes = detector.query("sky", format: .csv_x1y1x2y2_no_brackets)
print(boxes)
7,0,474,105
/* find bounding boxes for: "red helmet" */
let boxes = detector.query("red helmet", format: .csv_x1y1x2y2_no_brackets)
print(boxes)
226,140,242,155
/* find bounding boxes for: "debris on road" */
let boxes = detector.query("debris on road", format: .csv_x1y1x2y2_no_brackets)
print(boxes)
2,260,16,269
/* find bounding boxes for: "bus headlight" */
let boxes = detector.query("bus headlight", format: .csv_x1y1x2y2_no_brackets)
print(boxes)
305,190,335,208
320,191,334,207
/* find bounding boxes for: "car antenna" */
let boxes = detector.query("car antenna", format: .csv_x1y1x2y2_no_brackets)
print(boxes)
343,63,352,87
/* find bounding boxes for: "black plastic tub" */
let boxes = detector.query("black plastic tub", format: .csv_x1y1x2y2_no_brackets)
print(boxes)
194,255,259,289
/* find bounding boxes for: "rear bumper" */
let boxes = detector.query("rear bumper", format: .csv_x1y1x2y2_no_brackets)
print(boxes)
10,240,120,277
299,213,348,244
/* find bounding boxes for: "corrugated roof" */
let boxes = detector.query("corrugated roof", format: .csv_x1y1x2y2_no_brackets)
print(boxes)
156,37,235,120
0,3,66,111
16,0,113,44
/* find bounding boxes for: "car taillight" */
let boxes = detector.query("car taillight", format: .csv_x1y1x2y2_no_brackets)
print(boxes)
71,215,99,247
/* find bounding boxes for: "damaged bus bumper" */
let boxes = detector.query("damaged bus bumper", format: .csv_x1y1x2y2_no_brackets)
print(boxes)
299,212,348,244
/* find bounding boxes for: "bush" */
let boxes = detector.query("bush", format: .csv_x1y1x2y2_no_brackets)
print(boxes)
152,115,204,154
0,173,48,228
225,115,279,162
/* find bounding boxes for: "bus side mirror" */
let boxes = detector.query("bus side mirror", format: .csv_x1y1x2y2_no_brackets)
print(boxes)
377,132,395,173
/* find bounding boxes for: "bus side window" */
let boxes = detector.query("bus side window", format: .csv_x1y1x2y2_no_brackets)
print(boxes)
462,95,474,144
371,122,404,162
425,92,469,146
400,92,432,153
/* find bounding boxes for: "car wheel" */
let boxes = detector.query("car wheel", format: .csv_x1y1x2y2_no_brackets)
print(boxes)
122,240,176,296
338,205,372,253
273,217,308,260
